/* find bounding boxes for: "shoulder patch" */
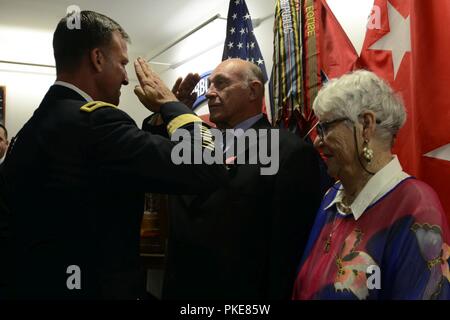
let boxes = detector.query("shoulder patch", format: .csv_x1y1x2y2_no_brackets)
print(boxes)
166,114,202,135
80,101,118,113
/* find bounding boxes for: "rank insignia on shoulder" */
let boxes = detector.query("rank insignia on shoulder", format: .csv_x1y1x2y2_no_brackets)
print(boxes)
80,101,118,113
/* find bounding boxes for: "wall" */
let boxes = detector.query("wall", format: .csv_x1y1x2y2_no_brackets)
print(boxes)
0,25,54,136
327,0,374,55
0,64,55,135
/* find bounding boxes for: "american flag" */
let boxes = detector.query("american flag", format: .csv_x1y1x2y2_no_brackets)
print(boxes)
222,0,268,82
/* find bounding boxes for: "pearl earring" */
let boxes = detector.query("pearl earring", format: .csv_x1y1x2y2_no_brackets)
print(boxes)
362,139,374,162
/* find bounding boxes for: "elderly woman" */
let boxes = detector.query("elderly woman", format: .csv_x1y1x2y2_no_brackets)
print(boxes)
292,70,450,300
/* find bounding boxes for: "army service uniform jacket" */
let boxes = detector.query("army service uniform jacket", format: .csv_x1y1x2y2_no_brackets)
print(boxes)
0,85,227,299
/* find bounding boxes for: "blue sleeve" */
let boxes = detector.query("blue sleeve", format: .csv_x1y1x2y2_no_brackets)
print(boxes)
382,215,450,300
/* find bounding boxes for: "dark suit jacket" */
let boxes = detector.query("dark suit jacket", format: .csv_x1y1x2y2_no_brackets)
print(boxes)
161,117,322,299
0,85,227,299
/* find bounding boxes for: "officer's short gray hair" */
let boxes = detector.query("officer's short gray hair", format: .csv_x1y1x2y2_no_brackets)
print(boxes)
313,70,406,144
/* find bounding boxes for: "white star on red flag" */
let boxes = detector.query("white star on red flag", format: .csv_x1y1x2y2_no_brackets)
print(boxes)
368,2,411,80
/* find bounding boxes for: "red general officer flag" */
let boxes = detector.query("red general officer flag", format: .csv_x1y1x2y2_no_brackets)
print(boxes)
359,0,450,219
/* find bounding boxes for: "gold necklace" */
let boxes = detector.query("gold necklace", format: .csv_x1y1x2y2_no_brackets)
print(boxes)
337,201,352,214
324,207,349,253
323,188,353,252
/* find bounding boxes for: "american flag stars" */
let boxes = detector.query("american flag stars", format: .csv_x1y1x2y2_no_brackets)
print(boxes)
221,0,268,81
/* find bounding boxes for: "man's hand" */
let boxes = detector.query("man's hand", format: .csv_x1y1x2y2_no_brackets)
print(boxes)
134,57,177,113
172,73,200,109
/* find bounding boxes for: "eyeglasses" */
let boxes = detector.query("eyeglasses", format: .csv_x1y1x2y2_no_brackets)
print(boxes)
316,117,352,140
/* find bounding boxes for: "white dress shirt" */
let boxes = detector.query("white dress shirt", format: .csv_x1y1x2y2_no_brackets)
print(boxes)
325,155,410,220
54,80,93,102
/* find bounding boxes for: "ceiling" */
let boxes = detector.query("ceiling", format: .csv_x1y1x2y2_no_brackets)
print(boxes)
0,0,373,64
0,0,232,58
0,0,276,79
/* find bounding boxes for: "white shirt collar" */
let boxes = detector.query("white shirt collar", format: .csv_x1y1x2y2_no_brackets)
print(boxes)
325,155,410,220
54,81,93,102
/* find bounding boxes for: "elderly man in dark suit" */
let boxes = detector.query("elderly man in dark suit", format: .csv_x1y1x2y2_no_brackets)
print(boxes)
0,10,227,299
157,59,322,299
